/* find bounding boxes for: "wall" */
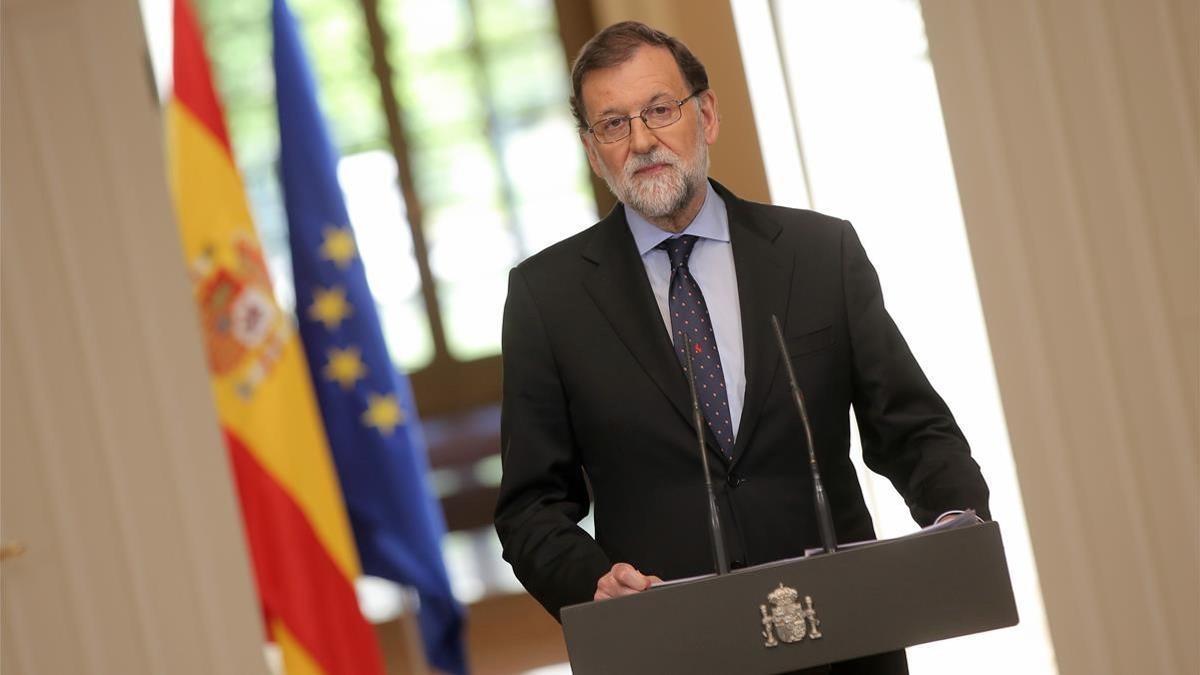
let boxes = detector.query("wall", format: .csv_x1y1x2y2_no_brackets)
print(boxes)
0,0,269,672
922,1,1199,672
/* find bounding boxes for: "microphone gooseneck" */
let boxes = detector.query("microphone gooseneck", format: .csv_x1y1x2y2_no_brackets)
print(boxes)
770,314,837,555
682,332,730,575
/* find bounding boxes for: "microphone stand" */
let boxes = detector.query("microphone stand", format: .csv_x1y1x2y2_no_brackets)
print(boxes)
682,333,730,575
770,314,838,554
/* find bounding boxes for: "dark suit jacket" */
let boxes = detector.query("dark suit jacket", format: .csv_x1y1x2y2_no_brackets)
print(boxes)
494,180,989,642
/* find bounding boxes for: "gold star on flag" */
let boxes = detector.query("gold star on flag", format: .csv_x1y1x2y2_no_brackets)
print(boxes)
320,225,358,269
309,286,352,330
362,392,404,435
323,346,367,390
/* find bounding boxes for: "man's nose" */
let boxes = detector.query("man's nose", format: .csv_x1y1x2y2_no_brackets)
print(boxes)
627,116,657,153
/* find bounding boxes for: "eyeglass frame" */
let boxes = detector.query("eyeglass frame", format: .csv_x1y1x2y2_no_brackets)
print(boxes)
585,89,707,144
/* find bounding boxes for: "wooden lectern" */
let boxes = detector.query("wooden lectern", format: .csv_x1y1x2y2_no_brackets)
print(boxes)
561,521,1018,674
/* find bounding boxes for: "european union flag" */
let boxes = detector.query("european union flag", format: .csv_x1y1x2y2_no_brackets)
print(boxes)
272,1,466,672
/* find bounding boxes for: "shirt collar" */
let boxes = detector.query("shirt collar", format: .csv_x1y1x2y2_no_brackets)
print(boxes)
626,181,729,256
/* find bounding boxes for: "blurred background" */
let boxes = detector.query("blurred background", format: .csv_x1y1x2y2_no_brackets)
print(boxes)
2,0,1196,674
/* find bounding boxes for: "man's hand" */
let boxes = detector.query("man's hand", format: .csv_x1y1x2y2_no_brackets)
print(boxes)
934,511,960,525
594,562,663,601
934,509,984,525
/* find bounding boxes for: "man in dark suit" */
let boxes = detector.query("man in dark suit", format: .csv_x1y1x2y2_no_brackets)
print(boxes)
494,21,989,673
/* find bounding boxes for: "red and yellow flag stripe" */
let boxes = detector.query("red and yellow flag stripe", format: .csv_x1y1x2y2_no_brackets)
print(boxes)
166,1,384,673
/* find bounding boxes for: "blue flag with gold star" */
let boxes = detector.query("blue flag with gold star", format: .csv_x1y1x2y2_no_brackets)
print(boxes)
272,1,466,672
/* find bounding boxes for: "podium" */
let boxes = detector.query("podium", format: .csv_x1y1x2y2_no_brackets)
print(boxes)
561,521,1018,674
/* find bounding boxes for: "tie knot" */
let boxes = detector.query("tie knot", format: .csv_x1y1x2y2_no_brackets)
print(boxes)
656,235,700,270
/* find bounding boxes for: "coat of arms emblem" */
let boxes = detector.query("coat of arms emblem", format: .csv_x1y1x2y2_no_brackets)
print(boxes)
760,583,823,647
191,234,288,397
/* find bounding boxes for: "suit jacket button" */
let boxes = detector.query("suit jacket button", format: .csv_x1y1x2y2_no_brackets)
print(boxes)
727,474,744,489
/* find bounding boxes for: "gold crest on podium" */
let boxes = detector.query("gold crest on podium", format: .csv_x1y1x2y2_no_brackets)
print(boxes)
760,583,823,647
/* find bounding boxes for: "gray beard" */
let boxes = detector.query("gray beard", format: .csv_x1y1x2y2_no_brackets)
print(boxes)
598,128,710,220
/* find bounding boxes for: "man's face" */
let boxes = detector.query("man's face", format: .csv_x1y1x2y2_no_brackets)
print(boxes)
579,45,720,220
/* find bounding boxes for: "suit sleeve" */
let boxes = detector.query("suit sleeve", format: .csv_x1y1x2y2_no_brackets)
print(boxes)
494,267,612,620
840,221,991,524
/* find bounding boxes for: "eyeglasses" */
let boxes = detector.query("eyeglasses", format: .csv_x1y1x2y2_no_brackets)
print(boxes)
586,90,704,144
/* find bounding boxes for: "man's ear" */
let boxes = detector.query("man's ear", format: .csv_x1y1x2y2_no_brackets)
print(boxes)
698,89,720,145
580,131,603,177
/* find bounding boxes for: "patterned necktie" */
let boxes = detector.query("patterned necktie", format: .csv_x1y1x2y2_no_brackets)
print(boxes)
657,235,735,457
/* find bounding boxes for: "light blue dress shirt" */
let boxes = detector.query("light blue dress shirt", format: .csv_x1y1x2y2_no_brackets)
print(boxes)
625,183,746,438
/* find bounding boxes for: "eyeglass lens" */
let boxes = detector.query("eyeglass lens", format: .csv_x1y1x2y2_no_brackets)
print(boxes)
593,100,684,143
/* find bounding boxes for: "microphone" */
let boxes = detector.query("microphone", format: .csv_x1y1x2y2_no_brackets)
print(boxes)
682,332,730,575
770,315,838,555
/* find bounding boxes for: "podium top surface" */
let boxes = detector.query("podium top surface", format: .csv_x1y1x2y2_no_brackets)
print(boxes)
561,521,1018,675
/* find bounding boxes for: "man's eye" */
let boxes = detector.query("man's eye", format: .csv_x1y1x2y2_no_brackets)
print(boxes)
647,105,672,117
602,118,625,130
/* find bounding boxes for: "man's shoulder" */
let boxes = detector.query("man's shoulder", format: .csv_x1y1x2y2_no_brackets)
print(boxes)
728,194,850,247
746,199,846,227
513,214,618,282
510,191,854,280
712,180,846,238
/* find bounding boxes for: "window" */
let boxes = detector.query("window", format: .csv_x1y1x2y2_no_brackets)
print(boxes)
380,0,596,362
142,0,602,603
191,0,597,412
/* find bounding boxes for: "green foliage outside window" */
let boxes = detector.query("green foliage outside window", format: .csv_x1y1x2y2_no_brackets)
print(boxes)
195,0,595,367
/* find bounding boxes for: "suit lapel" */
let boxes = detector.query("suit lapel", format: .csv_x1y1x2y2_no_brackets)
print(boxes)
582,205,728,462
715,182,795,467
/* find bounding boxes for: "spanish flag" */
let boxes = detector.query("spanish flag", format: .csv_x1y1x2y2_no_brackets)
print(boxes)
166,1,385,673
